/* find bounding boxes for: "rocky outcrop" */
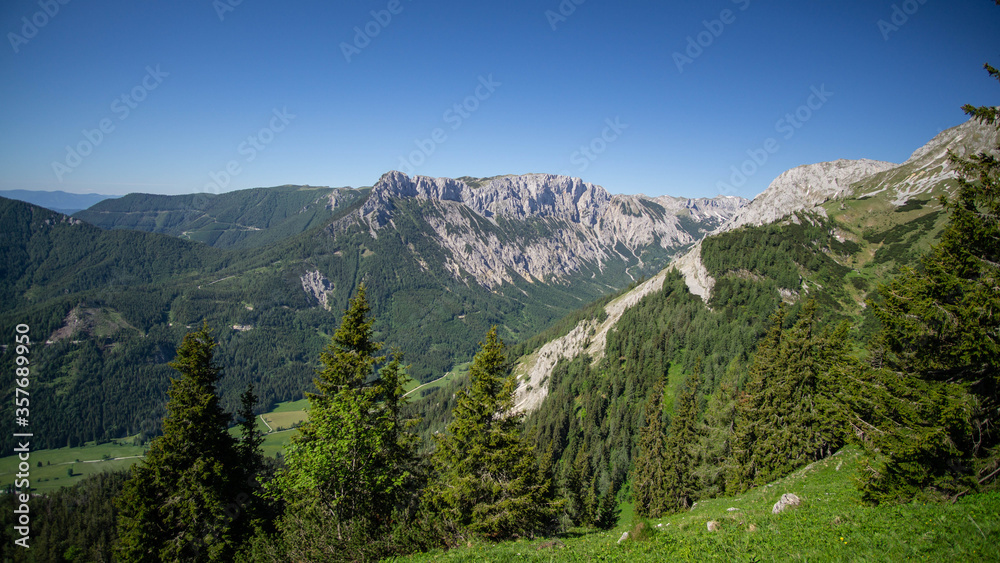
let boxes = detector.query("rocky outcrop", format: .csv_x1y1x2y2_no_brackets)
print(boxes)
514,267,674,412
772,493,802,514
353,172,748,289
721,159,896,232
300,270,334,310
672,117,1000,300
667,241,714,302
856,117,1000,205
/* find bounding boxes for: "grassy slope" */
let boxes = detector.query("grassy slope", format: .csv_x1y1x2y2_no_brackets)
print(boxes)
0,397,301,492
0,441,146,493
396,446,999,562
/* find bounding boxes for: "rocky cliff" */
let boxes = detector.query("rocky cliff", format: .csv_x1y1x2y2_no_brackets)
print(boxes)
345,172,748,289
671,116,1000,301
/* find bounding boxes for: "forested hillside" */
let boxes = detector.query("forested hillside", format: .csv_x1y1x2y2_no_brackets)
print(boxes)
73,185,365,249
0,172,736,453
514,103,1000,524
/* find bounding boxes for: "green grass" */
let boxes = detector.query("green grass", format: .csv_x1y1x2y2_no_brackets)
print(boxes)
270,398,309,413
405,362,470,398
261,398,310,431
0,440,146,493
3,397,312,492
393,446,1000,562
260,428,297,459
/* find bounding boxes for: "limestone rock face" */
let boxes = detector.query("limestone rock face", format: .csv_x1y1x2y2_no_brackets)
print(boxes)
352,172,748,289
671,116,1000,301
300,270,334,310
722,159,897,232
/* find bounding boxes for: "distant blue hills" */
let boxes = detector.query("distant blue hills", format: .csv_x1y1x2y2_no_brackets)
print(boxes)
0,190,120,215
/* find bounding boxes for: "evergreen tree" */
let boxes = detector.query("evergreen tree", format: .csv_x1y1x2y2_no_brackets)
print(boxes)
854,62,1000,502
693,370,737,498
264,285,418,561
727,308,785,493
233,384,270,536
115,324,248,562
728,303,849,493
424,327,558,542
662,365,701,511
563,442,596,526
631,375,669,518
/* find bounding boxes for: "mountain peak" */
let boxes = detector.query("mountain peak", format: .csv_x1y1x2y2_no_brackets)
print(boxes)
352,171,746,289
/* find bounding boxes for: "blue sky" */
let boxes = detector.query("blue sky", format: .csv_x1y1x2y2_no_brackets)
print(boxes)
1,0,997,199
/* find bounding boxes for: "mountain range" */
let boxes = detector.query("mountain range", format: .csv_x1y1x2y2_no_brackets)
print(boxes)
0,190,119,215
0,171,745,450
1,114,995,454
511,115,999,414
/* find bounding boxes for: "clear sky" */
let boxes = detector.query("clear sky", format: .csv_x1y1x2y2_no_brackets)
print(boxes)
1,0,998,199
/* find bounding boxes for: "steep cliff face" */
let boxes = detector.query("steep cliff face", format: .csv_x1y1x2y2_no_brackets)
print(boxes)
349,172,748,289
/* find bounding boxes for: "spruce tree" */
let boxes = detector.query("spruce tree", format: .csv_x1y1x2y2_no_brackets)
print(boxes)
693,370,737,498
727,308,785,493
424,327,558,542
662,366,701,511
265,285,418,560
728,303,849,493
631,375,669,518
854,61,1000,502
115,324,247,562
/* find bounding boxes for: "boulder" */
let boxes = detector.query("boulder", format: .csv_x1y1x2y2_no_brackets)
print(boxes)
772,493,801,514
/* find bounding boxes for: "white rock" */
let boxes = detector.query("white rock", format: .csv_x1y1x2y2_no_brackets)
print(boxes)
772,493,802,514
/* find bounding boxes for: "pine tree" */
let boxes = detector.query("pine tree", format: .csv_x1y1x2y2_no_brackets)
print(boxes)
566,442,597,526
233,384,268,534
115,324,247,562
424,327,558,542
854,61,1000,502
727,308,785,493
235,385,264,478
265,285,418,560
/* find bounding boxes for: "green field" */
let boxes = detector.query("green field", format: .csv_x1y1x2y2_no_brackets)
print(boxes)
0,441,146,493
1,398,312,493
405,362,470,397
261,398,310,432
397,446,1000,562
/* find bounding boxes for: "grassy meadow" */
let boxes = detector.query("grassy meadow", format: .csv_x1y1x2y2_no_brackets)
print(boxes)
394,446,999,562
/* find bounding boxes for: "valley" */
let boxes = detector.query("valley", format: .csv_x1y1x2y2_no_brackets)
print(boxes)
1,113,997,562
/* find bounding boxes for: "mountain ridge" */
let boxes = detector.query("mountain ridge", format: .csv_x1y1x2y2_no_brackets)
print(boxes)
512,115,1000,413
